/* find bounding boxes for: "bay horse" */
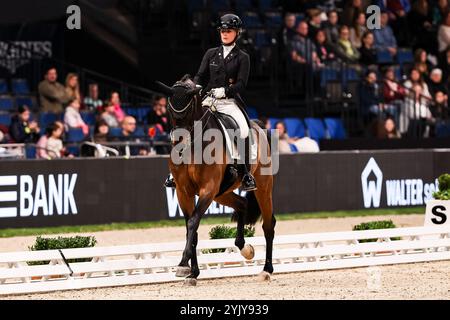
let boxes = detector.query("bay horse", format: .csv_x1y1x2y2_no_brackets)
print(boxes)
156,75,276,286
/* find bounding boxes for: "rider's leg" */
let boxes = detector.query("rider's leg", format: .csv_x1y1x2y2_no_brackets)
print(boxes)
215,101,257,191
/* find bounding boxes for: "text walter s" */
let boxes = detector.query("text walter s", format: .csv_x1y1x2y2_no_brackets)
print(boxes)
0,174,78,218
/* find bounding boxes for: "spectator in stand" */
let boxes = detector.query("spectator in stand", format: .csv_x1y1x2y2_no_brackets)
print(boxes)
384,116,402,139
433,90,449,118
342,0,363,27
414,48,432,77
113,115,148,156
65,73,81,103
432,0,449,26
9,105,40,143
350,12,367,49
36,121,62,159
322,10,340,46
335,25,361,63
101,102,120,128
404,83,434,137
383,67,406,124
360,70,382,123
38,67,72,113
404,67,432,98
280,13,297,57
373,11,398,57
359,31,378,65
408,0,435,52
93,119,109,144
39,121,71,159
83,83,103,111
64,99,89,136
147,95,170,135
314,29,336,64
375,0,411,46
307,8,323,40
0,128,6,143
275,121,320,153
427,68,449,98
438,10,450,59
442,48,450,82
109,91,126,123
289,21,321,66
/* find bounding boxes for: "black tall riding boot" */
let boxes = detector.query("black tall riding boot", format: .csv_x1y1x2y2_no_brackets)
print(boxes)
240,136,257,191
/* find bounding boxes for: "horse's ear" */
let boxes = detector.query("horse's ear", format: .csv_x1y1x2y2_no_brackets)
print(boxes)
154,81,174,96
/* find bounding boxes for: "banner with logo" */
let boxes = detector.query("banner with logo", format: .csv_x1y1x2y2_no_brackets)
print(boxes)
1,150,450,229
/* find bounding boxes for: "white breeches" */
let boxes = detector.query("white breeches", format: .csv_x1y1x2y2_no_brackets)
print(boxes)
202,97,249,139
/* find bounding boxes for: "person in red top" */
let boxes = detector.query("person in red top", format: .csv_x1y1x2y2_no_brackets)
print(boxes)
383,67,406,126
109,91,126,123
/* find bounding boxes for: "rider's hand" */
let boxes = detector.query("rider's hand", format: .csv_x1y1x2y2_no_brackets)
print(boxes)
212,87,226,99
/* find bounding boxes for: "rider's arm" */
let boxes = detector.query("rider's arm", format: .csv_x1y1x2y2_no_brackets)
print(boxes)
194,48,214,87
225,52,250,98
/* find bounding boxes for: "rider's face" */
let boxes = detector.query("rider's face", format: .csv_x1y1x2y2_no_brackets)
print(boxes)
220,29,237,45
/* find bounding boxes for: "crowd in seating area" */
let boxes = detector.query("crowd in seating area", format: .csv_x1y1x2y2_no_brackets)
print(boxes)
276,0,449,138
0,67,172,158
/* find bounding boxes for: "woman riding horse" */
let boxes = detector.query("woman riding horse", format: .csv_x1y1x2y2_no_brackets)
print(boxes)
165,13,257,191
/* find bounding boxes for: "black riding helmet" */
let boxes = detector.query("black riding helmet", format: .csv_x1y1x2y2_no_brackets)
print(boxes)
217,13,243,31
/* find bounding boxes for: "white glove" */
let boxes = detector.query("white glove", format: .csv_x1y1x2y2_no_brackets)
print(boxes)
212,87,226,99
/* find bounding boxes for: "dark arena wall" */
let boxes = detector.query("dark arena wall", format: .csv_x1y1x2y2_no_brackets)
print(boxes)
1,150,449,229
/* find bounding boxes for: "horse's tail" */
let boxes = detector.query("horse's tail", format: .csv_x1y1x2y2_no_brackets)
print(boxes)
232,191,261,225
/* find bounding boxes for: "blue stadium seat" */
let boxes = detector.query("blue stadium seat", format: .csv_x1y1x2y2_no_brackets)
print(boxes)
15,96,33,109
0,79,8,95
211,0,230,12
39,112,63,128
320,68,338,87
259,0,275,10
242,12,263,28
246,107,258,119
134,126,146,137
66,128,86,142
67,145,80,157
435,122,450,138
81,111,96,126
25,145,36,159
252,29,270,48
289,143,298,152
0,114,11,126
284,118,306,138
11,79,30,95
397,49,413,65
376,50,394,64
0,96,14,111
304,118,327,142
236,0,253,12
264,12,282,29
324,118,347,139
268,118,280,129
109,127,122,137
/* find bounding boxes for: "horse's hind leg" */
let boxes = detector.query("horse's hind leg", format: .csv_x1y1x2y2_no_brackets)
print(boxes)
253,174,276,280
215,192,254,260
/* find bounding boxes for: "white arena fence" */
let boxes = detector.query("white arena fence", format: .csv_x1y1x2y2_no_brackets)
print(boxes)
1,226,450,295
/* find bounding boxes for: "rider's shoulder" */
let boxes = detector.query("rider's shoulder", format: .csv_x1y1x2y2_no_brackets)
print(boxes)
205,47,220,55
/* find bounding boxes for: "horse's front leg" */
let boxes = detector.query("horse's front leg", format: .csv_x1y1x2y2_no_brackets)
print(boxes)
175,192,195,278
182,190,215,286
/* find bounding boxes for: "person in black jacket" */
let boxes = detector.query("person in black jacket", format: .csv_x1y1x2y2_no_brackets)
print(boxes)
165,13,256,191
9,105,40,143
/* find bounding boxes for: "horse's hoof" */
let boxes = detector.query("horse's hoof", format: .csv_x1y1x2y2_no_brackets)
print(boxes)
175,266,191,277
183,278,197,286
240,244,255,260
257,271,271,282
